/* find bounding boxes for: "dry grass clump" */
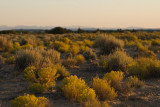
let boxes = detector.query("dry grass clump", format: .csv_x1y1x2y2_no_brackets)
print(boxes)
62,57,77,68
128,58,160,79
95,35,124,54
15,48,60,70
135,42,156,58
24,66,58,93
75,54,85,64
107,50,133,72
11,94,48,107
0,36,13,52
61,75,97,103
83,49,97,61
126,76,145,88
91,77,117,100
56,64,70,79
103,71,124,91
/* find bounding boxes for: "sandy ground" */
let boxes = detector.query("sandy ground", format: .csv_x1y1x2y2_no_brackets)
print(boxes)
0,62,160,107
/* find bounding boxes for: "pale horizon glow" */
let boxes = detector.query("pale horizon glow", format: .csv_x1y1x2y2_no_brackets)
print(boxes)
0,0,160,28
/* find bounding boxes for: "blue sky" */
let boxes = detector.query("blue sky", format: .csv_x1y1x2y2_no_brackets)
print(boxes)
0,0,160,28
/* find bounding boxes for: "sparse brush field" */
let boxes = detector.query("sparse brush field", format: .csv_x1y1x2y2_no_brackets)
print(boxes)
1,32,160,107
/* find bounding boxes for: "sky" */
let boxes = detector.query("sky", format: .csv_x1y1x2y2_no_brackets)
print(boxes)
0,0,160,28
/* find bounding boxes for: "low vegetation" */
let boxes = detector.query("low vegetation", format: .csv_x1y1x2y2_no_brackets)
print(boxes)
91,77,117,100
95,35,124,54
1,31,160,107
11,94,48,107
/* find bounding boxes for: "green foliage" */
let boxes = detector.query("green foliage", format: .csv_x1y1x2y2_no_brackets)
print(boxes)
103,71,124,90
95,35,124,54
61,75,97,103
91,77,117,100
11,94,48,107
128,58,160,79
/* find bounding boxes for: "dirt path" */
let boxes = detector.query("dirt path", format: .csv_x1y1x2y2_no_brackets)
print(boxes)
0,65,28,107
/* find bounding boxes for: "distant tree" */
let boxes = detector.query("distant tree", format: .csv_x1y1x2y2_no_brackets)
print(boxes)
47,27,72,34
77,28,85,33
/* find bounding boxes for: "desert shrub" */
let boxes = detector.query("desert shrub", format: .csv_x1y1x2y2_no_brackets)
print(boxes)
28,83,45,94
56,64,70,79
15,48,60,70
21,43,33,49
62,57,76,68
6,56,15,64
11,94,48,107
61,75,97,103
128,58,160,79
75,54,85,64
2,52,10,58
0,36,13,52
0,55,5,64
95,35,124,54
99,60,108,70
54,41,70,53
80,45,89,53
107,50,133,72
148,46,159,53
24,66,58,93
126,76,144,88
62,37,72,44
91,77,117,100
13,42,21,50
135,42,156,58
83,49,97,61
84,39,94,47
103,71,124,90
151,39,160,46
69,44,80,56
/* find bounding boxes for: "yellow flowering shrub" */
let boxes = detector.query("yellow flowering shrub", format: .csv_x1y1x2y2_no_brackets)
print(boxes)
61,75,97,103
11,94,48,107
91,77,117,100
24,66,58,93
75,54,85,65
103,71,124,90
69,44,80,56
